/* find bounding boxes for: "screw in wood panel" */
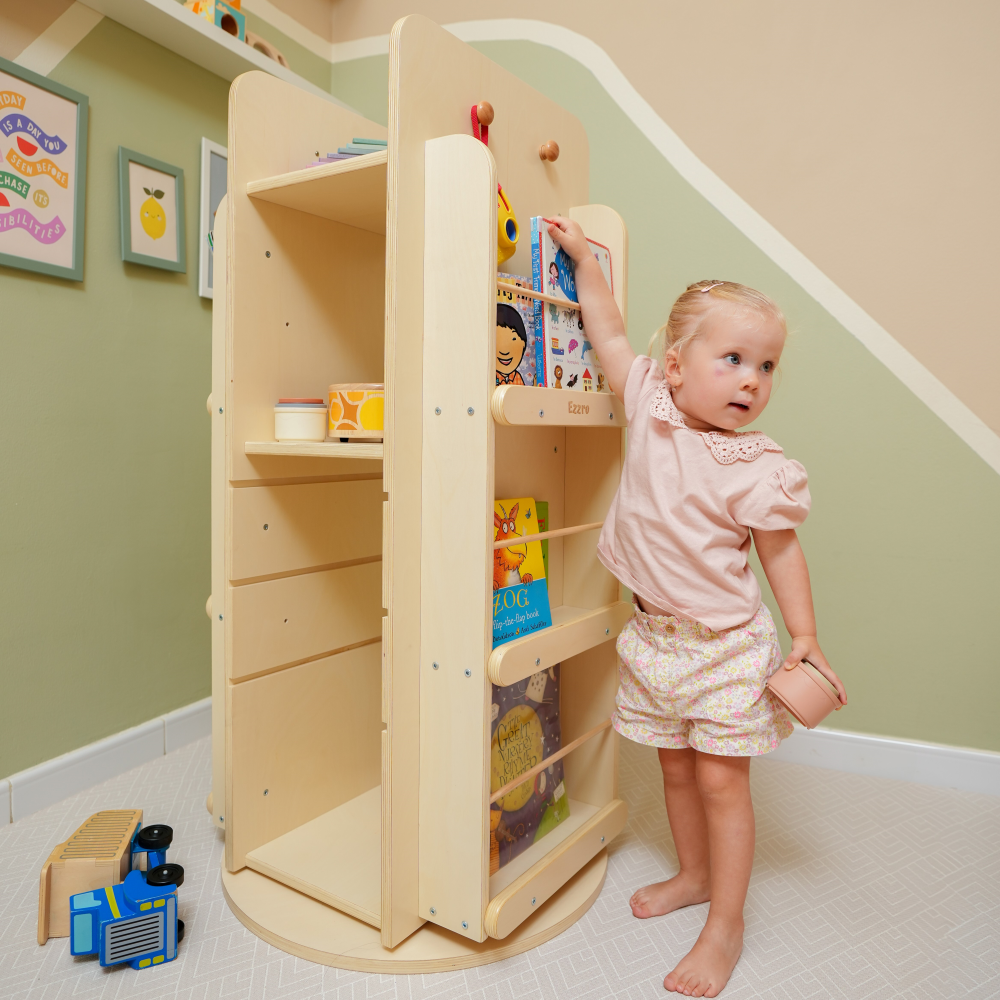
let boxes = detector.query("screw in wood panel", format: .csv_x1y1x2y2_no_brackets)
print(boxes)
432,662,439,670
538,140,560,162
263,524,269,530
430,906,437,915
263,789,269,796
434,407,441,415
605,628,610,635
464,668,472,677
601,836,605,842
538,410,544,417
218,614,223,621
467,407,474,415
531,897,537,905
609,412,614,419
535,658,540,666
462,920,468,929
265,251,270,257
476,101,494,125
554,446,558,453
218,407,223,414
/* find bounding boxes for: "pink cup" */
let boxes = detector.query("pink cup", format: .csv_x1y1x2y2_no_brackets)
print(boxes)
766,660,841,729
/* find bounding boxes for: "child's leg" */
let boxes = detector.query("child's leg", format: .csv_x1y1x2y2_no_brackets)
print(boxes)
664,752,753,998
629,747,711,918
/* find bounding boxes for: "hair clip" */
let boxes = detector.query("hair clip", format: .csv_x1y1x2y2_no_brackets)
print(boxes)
700,282,725,293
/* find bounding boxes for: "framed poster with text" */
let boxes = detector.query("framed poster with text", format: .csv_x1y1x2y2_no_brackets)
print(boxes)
0,56,88,281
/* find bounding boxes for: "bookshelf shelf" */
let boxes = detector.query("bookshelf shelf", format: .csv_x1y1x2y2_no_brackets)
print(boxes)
244,440,383,460
245,785,381,927
246,152,388,234
491,384,626,427
487,602,633,686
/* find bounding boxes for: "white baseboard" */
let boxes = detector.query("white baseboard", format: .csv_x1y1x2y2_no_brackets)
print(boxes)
768,725,1000,796
3,696,212,824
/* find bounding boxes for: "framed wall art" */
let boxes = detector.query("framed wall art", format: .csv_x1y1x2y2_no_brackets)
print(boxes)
198,136,227,298
118,146,186,272
0,55,88,281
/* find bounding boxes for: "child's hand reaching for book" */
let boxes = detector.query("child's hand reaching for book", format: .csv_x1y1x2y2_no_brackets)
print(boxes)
543,217,591,264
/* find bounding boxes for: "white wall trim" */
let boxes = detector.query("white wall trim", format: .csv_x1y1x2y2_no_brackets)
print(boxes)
323,18,1000,476
768,724,1000,796
14,2,104,75
2,697,211,825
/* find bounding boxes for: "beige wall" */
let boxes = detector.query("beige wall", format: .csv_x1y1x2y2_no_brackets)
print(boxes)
9,3,997,431
329,0,1000,434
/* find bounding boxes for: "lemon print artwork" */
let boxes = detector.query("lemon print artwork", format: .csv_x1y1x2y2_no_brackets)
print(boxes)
140,186,166,240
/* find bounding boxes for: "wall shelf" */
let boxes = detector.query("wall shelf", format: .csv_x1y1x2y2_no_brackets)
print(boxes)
247,151,388,234
491,384,625,427
84,0,347,103
487,601,633,686
245,440,383,460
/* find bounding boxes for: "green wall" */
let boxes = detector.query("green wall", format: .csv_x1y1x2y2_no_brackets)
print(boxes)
3,19,997,776
0,19,226,775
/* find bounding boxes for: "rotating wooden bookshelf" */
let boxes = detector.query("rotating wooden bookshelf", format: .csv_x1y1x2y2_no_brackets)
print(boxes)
209,14,632,971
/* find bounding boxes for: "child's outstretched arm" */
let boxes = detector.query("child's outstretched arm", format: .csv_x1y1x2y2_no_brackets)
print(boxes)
752,527,848,705
544,217,635,399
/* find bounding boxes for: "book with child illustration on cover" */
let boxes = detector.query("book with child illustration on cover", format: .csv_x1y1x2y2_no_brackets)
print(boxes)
491,497,568,872
496,272,537,387
530,217,613,392
490,666,570,873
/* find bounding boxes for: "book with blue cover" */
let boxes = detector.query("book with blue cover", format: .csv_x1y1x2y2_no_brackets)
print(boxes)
492,498,551,646
496,272,538,387
530,217,613,392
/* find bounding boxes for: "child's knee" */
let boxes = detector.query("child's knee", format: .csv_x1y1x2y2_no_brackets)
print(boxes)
694,753,750,799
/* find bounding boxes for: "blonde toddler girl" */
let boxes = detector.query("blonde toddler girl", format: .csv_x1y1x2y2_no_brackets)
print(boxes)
544,218,847,998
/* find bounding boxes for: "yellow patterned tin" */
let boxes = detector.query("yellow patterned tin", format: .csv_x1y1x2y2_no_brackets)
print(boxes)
328,383,384,439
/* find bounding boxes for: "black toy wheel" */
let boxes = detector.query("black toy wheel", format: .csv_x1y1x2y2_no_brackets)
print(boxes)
177,919,185,942
136,824,173,851
146,863,184,888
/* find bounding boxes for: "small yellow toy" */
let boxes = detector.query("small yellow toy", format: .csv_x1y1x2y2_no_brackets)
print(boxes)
471,101,519,264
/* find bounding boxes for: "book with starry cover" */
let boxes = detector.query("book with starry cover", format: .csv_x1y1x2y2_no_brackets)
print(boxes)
489,665,570,874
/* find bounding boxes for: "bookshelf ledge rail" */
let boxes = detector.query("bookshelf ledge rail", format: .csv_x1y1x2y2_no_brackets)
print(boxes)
493,521,602,550
490,718,612,805
497,280,582,311
491,385,626,427
488,600,634,687
244,441,384,460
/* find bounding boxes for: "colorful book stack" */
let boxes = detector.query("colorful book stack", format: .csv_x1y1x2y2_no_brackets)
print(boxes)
490,497,569,873
308,137,386,168
530,217,613,392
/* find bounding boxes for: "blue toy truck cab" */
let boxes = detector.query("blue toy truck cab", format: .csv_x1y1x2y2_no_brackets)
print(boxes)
69,824,185,969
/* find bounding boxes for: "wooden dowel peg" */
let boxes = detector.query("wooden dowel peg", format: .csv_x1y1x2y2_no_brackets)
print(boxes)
539,140,559,162
497,280,582,311
490,718,612,805
493,521,603,550
476,101,494,126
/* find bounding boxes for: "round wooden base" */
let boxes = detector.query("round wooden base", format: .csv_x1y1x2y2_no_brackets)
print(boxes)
221,850,607,973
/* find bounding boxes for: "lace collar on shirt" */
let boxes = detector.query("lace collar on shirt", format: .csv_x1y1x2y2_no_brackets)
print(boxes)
649,381,783,465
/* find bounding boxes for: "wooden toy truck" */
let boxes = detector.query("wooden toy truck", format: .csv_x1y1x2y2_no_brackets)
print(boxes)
209,15,633,971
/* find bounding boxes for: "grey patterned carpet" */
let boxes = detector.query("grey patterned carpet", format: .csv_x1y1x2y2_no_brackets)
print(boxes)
1,734,997,999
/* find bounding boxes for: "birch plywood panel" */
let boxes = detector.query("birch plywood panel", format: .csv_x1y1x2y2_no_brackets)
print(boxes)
419,135,496,945
385,15,589,947
229,478,382,583
227,642,382,870
230,561,382,681
227,72,387,486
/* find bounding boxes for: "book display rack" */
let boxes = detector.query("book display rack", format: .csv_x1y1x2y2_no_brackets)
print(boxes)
209,15,631,972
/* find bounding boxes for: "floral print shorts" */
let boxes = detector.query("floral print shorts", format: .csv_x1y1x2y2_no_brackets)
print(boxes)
614,600,793,756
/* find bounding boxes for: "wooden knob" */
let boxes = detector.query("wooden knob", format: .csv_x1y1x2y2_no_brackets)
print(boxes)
476,101,494,126
206,393,213,414
206,595,213,619
539,140,560,162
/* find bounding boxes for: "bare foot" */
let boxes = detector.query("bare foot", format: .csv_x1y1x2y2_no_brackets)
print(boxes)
629,871,710,919
664,917,744,997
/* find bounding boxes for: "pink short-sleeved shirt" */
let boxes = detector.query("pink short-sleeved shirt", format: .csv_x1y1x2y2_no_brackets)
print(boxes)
597,355,810,631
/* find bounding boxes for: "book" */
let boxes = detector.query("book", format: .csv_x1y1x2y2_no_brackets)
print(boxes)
492,498,551,646
530,217,613,392
496,273,538,387
490,497,567,873
536,500,549,580
490,665,570,874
